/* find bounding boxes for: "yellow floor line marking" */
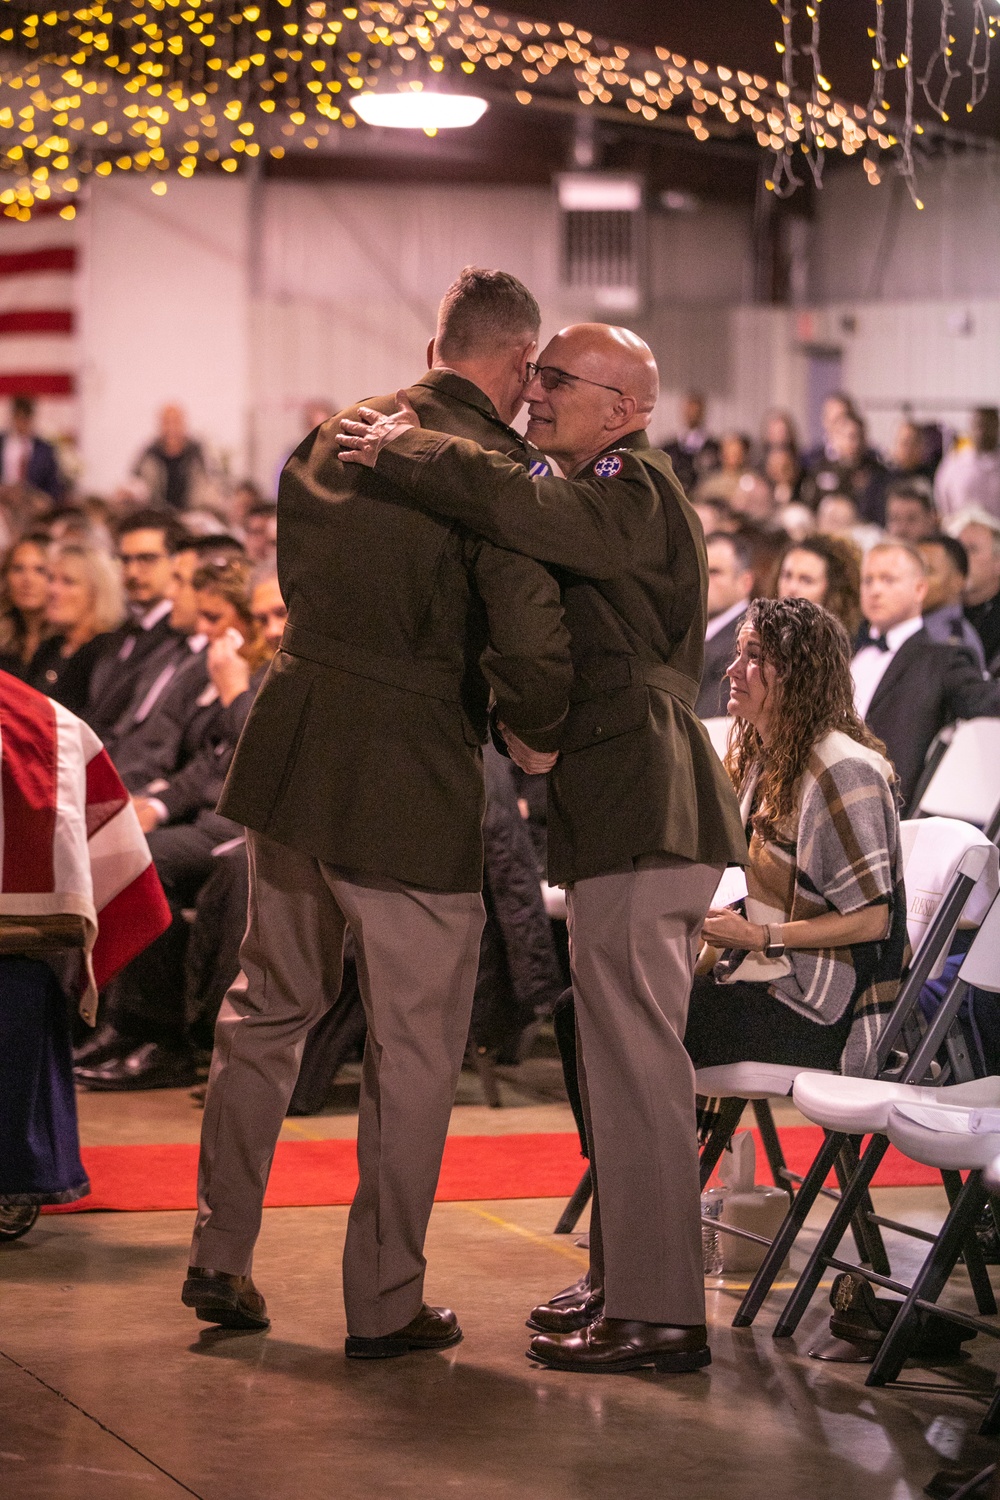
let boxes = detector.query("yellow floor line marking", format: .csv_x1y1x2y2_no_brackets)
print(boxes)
459,1205,590,1266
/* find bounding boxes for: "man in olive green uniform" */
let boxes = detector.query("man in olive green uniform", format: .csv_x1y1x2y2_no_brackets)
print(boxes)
182,270,572,1355
338,324,747,1373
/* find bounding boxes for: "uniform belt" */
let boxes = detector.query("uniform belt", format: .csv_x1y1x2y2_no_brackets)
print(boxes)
637,660,699,708
280,624,462,703
572,656,698,710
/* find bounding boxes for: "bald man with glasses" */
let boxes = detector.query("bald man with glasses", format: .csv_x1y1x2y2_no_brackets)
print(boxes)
338,322,746,1376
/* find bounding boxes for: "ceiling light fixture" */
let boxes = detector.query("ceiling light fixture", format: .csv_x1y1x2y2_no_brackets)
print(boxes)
353,92,489,131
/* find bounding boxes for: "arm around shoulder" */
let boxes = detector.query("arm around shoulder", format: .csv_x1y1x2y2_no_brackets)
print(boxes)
472,541,571,753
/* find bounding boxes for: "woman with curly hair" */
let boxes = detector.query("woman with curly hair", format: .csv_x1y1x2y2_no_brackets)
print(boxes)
684,596,907,1075
775,533,863,639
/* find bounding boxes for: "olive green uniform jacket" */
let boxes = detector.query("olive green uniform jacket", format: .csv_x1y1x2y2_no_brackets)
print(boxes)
218,370,572,894
375,427,747,885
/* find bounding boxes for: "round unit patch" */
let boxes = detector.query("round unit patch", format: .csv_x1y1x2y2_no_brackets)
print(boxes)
593,453,623,478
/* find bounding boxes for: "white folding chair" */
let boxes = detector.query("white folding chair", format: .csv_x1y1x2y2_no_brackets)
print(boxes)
762,890,1000,1346
700,715,732,761
915,718,1000,833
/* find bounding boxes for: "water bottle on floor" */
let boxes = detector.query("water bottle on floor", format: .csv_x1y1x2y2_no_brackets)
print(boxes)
701,1186,727,1276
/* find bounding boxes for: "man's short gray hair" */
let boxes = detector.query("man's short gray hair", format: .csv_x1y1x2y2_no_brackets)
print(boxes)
436,267,540,361
945,505,1000,553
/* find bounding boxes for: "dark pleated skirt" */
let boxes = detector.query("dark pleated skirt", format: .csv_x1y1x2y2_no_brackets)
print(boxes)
0,957,90,1205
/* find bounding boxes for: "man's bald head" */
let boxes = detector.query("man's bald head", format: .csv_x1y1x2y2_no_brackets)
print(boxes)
547,324,659,412
525,323,660,474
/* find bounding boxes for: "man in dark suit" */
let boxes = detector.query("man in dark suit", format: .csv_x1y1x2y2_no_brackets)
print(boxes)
0,394,62,500
337,322,747,1375
85,510,188,739
852,541,1000,813
695,531,753,719
182,269,572,1349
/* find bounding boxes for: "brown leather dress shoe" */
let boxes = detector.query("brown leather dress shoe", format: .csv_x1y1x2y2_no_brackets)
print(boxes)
527,1290,605,1334
181,1268,270,1330
345,1304,462,1359
528,1316,711,1374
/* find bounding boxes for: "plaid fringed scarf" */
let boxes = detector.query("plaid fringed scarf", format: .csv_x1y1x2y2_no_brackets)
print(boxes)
715,730,907,1075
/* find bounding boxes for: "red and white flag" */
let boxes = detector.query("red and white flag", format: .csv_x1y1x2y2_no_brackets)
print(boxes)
0,204,77,438
0,670,171,1022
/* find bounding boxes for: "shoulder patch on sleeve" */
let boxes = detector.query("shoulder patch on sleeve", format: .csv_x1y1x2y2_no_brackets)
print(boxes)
528,459,551,478
593,453,624,478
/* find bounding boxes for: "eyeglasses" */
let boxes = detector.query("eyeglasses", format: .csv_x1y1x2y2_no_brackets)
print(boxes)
525,362,623,397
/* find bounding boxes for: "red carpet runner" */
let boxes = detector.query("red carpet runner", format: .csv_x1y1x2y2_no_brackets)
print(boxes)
42,1128,938,1214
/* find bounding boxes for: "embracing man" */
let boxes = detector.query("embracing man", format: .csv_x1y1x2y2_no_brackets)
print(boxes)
338,322,746,1374
181,268,572,1356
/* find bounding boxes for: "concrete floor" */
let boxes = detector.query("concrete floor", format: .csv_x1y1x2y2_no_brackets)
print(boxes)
3,1070,1000,1500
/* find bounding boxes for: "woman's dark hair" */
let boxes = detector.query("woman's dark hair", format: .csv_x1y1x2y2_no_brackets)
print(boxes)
725,596,889,842
779,533,862,638
0,532,52,658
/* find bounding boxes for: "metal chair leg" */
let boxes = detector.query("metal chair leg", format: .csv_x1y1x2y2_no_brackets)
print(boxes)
866,1171,988,1387
733,1129,845,1328
698,1096,748,1189
979,1380,1000,1438
773,1133,891,1338
554,1166,592,1235
941,1169,998,1316
836,1136,891,1276
752,1099,792,1195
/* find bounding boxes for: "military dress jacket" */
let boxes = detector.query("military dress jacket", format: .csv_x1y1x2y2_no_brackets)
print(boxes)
218,370,572,894
376,427,747,885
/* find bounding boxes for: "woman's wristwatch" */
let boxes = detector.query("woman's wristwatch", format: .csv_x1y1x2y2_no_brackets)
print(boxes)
763,924,786,959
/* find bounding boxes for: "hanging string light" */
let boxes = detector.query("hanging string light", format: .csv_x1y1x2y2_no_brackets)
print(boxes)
0,0,995,219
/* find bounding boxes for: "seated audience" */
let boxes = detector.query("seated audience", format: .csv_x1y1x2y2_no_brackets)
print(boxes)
815,491,884,554
696,532,754,719
663,390,720,495
764,444,806,508
84,509,187,739
852,541,1000,813
685,597,906,1075
692,497,737,538
775,502,817,543
919,534,987,668
27,543,125,715
76,564,273,1090
935,408,1000,522
803,391,857,472
759,408,800,461
808,412,890,525
946,507,1000,669
884,484,939,544
102,538,244,790
242,502,278,565
695,432,753,506
776,534,862,638
729,471,778,527
740,525,788,598
0,533,51,676
887,418,937,488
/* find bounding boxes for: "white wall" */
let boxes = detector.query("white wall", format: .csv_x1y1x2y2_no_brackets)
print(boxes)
78,176,251,494
66,155,1000,492
248,182,752,486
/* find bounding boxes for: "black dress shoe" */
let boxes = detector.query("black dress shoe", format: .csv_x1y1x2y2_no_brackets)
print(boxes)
345,1304,462,1359
528,1290,604,1334
528,1316,711,1374
72,1023,134,1067
75,1041,198,1091
181,1268,270,1330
